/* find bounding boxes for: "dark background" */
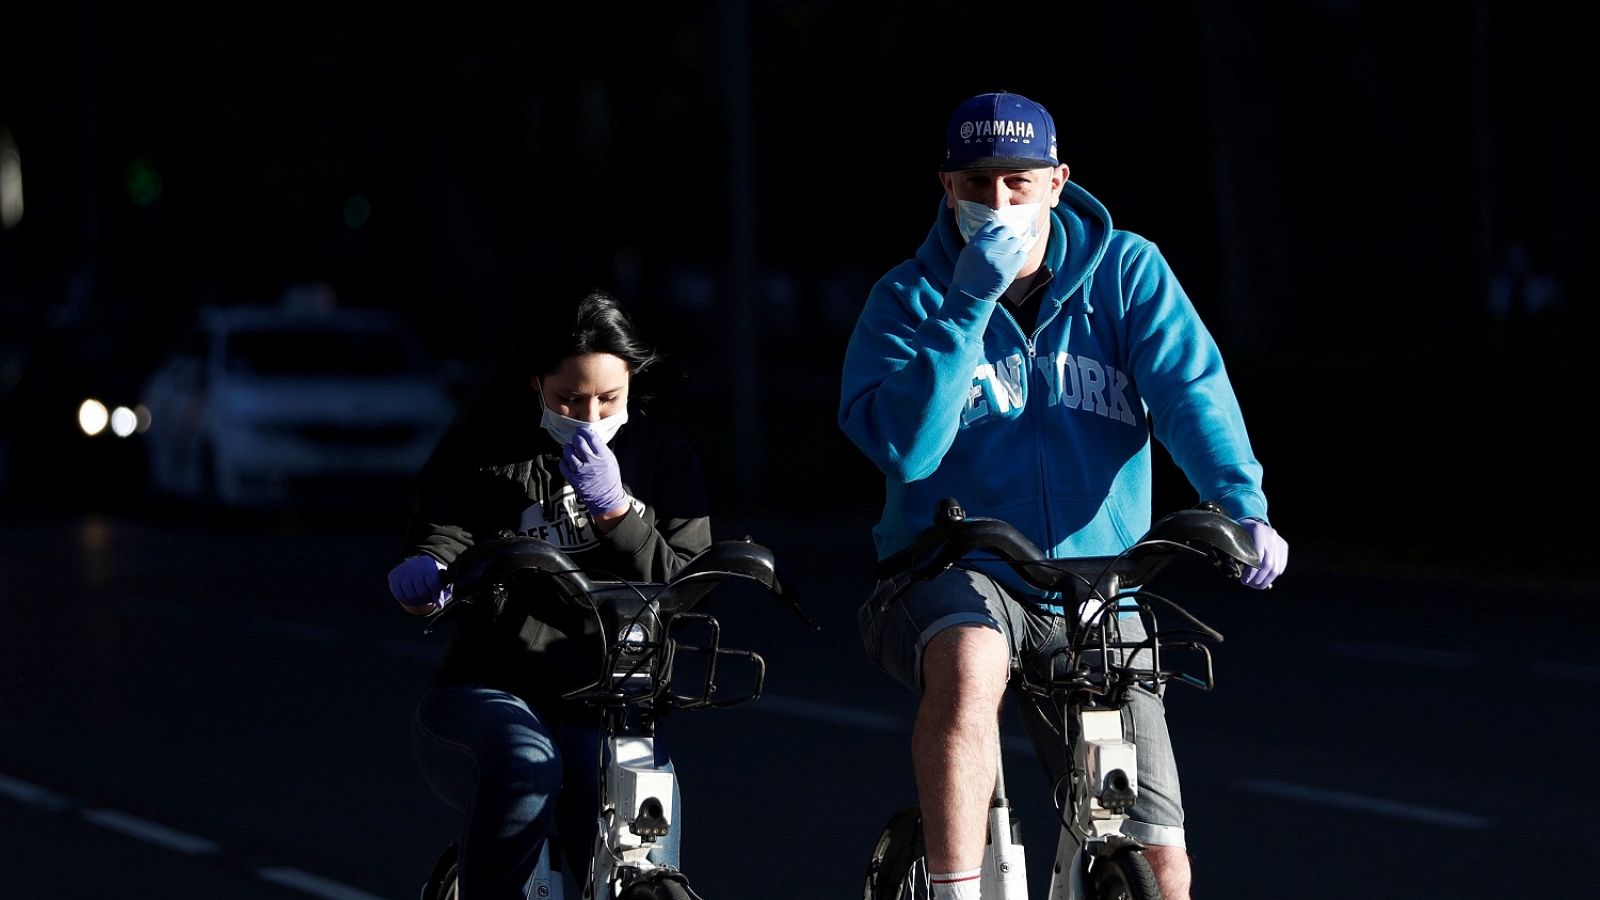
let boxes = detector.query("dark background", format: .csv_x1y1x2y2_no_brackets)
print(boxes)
5,0,1597,549
2,3,1599,897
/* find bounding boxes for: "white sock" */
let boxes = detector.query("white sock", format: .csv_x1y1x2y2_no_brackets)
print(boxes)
931,868,982,899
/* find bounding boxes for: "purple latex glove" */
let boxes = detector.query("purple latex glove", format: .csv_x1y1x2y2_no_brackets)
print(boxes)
1239,518,1288,590
950,220,1029,301
387,555,451,613
559,424,630,517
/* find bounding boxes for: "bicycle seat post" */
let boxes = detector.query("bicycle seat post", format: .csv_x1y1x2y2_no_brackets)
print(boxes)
982,740,1030,898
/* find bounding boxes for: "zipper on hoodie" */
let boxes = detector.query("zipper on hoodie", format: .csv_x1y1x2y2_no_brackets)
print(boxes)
1030,290,1075,607
1030,318,1055,573
1009,270,1067,359
994,303,1030,355
989,300,1061,607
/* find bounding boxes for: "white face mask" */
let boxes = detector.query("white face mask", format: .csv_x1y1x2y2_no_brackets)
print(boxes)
538,386,629,446
955,199,1045,252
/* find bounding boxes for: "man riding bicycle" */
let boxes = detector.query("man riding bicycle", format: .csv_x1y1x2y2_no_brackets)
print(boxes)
838,90,1288,900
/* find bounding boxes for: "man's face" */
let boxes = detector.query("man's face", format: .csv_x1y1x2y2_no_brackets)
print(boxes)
939,164,1070,235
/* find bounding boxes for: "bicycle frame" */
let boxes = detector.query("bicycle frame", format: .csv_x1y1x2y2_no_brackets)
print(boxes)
587,734,676,897
1043,590,1217,899
511,734,682,900
981,750,1030,898
997,615,1158,900
579,598,761,900
1044,701,1145,900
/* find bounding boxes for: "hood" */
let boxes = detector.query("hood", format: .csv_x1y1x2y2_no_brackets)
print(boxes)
914,180,1115,315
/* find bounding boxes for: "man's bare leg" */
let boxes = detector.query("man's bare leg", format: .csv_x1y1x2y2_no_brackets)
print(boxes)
1145,844,1191,899
913,624,1011,877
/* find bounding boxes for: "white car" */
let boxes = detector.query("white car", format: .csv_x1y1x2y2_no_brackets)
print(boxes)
140,305,457,509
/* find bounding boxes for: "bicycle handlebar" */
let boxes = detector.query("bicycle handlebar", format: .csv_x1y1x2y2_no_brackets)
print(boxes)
652,538,804,622
422,534,814,711
896,499,1262,703
427,534,815,631
901,497,1262,605
442,536,599,609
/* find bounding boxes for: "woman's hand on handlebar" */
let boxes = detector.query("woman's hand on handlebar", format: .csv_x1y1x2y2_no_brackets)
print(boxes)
1238,518,1288,590
388,555,453,615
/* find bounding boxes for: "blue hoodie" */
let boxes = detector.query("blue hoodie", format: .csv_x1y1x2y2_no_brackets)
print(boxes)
839,181,1268,590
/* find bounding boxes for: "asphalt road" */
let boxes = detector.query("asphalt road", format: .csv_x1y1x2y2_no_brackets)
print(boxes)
2,506,1597,898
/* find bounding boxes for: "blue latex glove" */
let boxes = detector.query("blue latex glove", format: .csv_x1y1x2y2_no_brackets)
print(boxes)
950,219,1030,301
1239,518,1288,590
388,555,451,613
559,424,630,517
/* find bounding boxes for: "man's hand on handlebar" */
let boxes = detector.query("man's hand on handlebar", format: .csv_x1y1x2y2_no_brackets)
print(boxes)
388,555,453,615
1237,518,1287,590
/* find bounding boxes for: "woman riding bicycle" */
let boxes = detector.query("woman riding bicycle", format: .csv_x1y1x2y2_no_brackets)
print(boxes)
386,287,711,899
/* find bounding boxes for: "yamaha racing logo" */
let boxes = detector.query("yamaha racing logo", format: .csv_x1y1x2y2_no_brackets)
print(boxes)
959,118,1037,144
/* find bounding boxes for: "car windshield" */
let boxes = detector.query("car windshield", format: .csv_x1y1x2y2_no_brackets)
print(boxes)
224,326,422,377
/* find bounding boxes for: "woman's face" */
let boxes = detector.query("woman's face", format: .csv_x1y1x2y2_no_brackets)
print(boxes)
536,352,631,422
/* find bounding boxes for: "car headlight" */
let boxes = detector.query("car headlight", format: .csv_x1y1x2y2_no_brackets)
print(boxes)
108,406,138,437
78,399,109,436
77,399,147,438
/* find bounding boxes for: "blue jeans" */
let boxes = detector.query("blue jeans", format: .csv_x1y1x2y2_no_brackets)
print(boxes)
412,685,681,899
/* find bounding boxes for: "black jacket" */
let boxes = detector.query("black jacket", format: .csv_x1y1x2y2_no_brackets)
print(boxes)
400,392,711,710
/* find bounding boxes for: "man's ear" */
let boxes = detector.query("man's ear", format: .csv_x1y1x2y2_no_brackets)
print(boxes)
1050,164,1070,206
938,171,956,209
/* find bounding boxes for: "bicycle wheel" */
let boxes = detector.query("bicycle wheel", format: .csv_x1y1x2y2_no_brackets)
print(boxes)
422,842,459,900
863,806,933,900
1087,847,1161,900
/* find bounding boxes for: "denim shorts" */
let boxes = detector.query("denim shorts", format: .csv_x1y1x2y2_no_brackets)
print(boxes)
858,566,1186,848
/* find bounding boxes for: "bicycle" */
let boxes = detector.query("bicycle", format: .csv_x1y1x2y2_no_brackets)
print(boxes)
416,532,816,900
862,498,1262,900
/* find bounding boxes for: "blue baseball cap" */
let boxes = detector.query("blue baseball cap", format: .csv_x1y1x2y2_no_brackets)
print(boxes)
941,91,1059,172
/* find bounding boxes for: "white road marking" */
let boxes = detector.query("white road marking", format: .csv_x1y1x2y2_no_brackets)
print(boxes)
1236,778,1494,830
80,808,221,854
755,688,1504,832
0,773,71,811
1,769,387,897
